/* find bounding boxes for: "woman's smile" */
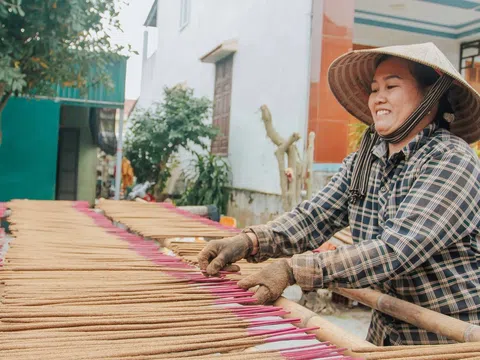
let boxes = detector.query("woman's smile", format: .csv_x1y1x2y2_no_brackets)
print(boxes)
368,57,429,141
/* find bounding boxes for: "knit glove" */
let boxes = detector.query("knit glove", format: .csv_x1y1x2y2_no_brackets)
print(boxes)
237,259,295,305
198,233,253,276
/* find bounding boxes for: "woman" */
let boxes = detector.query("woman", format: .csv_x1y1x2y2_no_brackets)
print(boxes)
198,43,480,346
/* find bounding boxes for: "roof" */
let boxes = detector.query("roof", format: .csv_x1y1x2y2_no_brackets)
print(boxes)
124,99,138,118
200,39,238,63
144,0,157,27
45,57,128,109
355,0,480,39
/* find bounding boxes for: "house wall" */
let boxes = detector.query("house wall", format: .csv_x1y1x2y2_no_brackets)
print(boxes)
227,187,283,228
139,1,469,225
139,51,157,108
60,106,97,204
0,97,60,201
140,0,312,198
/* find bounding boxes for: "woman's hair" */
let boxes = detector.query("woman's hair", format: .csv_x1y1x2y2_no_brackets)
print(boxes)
376,55,452,129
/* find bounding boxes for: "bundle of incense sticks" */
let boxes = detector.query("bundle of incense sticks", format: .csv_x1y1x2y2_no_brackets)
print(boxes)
97,200,351,281
100,201,480,360
165,239,277,281
0,200,353,360
164,240,480,359
97,199,238,240
98,200,278,281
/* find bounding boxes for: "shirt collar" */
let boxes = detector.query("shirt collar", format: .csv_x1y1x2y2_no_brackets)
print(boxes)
372,122,439,161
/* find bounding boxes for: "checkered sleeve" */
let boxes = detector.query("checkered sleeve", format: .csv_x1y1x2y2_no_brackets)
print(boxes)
244,153,355,263
291,149,480,291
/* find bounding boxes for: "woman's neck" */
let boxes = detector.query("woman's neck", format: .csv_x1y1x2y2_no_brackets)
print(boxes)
387,117,434,157
388,138,411,157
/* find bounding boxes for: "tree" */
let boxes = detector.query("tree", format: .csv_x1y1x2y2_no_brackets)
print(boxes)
0,0,131,115
260,105,315,212
124,85,219,199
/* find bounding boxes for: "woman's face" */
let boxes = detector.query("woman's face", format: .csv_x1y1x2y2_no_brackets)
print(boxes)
368,57,425,136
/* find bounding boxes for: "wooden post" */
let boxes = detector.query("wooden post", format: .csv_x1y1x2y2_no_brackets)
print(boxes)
114,109,125,200
260,105,314,212
335,287,480,343
306,131,315,199
274,296,376,356
286,142,298,209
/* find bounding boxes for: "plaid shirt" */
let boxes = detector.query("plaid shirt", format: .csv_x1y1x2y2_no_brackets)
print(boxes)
246,123,480,346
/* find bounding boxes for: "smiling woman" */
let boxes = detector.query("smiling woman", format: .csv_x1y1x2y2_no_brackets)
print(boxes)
368,55,453,155
198,42,480,347
369,57,428,139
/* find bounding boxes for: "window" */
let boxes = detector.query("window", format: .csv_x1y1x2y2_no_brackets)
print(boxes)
465,60,480,83
211,55,234,156
179,0,191,30
464,61,480,96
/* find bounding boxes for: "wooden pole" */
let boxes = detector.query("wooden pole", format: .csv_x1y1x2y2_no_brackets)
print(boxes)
274,296,376,356
260,104,301,212
114,109,125,200
334,287,480,343
306,131,315,200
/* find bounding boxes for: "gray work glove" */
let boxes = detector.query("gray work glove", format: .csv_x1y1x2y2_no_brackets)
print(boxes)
197,233,254,276
237,259,295,305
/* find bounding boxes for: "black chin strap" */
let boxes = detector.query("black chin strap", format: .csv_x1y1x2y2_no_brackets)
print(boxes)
349,75,453,204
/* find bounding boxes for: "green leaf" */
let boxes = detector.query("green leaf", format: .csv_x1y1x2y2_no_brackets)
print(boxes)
0,0,132,104
177,151,232,215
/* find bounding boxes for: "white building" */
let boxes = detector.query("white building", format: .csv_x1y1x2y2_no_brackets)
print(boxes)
138,0,480,226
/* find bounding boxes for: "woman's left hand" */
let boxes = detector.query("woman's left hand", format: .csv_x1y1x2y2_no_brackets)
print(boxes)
237,259,295,304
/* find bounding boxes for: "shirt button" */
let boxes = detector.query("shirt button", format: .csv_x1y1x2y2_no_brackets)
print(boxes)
380,186,387,193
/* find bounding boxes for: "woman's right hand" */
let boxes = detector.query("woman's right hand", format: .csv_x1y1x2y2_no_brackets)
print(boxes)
197,232,258,276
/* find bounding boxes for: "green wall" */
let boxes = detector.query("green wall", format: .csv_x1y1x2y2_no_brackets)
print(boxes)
0,97,60,201
60,106,97,204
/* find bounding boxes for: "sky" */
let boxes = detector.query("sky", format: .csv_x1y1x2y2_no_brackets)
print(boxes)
109,0,156,100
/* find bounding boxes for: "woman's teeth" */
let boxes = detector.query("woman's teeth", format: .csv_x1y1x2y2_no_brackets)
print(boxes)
376,110,390,116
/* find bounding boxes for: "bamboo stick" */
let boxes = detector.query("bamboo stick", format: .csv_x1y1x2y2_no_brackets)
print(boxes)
274,296,375,356
335,287,480,343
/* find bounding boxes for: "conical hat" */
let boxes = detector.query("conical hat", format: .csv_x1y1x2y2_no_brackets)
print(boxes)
328,42,480,144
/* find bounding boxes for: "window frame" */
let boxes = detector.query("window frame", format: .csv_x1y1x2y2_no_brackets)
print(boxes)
179,0,191,31
211,54,234,157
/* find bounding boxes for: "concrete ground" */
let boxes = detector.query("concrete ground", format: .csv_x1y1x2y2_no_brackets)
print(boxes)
283,285,372,341
322,305,372,340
